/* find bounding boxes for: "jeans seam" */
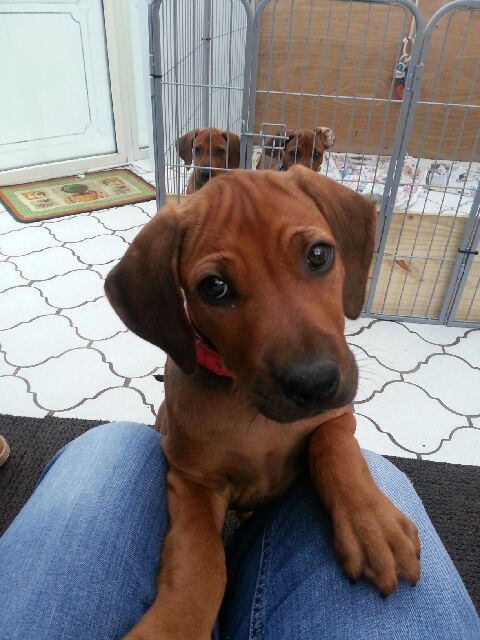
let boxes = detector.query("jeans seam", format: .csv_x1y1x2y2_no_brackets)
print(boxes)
248,514,272,640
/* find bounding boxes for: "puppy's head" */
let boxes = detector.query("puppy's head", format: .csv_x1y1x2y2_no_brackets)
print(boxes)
282,128,335,171
259,128,334,172
105,168,375,423
176,128,240,189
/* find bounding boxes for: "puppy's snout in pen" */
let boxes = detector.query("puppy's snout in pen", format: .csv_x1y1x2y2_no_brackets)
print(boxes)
198,168,212,183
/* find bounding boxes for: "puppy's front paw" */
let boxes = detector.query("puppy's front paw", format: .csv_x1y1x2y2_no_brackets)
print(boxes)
331,495,420,595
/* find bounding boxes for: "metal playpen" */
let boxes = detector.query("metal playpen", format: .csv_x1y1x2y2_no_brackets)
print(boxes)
147,0,480,327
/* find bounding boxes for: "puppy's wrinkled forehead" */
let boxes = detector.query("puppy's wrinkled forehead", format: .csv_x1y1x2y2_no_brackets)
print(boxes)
180,171,331,259
194,128,224,147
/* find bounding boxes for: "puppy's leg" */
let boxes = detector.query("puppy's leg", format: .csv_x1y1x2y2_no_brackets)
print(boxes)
124,470,228,640
309,412,420,595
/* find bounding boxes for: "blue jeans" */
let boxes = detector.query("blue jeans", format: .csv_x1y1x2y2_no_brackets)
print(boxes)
0,423,478,640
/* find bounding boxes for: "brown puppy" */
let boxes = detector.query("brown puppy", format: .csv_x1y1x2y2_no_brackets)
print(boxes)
105,167,420,640
257,127,335,172
177,127,240,193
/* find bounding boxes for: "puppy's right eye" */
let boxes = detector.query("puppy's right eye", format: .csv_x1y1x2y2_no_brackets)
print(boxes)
306,243,334,273
289,149,297,158
198,276,231,304
194,147,201,156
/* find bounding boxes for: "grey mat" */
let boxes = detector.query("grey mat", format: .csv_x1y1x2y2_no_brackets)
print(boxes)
0,414,478,612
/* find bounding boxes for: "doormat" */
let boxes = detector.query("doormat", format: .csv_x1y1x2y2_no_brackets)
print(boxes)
0,169,156,223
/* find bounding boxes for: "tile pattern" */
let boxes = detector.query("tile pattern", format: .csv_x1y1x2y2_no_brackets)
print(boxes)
345,318,480,465
0,165,162,427
0,168,479,465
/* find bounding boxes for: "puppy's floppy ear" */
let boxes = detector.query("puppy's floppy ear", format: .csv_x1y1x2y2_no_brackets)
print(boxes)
104,207,196,374
176,129,198,165
314,127,335,149
288,166,376,319
223,131,240,168
285,130,298,143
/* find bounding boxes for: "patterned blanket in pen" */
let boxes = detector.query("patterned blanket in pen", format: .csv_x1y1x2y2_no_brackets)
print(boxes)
173,149,479,216
321,152,479,215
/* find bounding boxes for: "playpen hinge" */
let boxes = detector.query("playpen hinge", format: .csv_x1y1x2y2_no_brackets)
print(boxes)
149,74,162,99
405,63,424,92
149,53,162,79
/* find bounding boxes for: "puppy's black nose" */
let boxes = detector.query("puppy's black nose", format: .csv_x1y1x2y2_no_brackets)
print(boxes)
275,360,340,407
198,169,211,182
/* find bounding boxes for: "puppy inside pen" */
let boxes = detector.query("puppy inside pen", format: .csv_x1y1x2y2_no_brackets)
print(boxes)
150,0,479,328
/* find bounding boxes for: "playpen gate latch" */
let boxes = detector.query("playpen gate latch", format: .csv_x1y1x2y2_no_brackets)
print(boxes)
394,62,407,99
458,248,479,256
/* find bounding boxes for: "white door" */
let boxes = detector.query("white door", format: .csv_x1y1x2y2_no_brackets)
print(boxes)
0,0,131,185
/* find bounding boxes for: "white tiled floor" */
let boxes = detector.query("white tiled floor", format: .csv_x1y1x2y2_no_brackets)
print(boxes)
0,166,479,466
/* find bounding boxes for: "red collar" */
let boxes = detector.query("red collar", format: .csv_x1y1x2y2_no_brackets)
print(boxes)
194,339,232,378
186,305,232,378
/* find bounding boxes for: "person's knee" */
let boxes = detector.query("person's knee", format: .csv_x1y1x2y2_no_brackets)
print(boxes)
39,422,165,510
25,422,168,583
77,421,158,447
61,421,163,475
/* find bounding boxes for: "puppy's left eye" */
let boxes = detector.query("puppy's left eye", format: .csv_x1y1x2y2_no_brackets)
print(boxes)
312,151,321,161
215,148,226,156
289,149,298,158
306,243,334,272
198,276,231,303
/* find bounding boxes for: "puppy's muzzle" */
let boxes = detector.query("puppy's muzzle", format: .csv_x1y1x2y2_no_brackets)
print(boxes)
198,169,212,183
274,360,340,408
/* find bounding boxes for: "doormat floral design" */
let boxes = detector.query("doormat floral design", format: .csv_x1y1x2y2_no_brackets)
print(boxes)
0,169,156,222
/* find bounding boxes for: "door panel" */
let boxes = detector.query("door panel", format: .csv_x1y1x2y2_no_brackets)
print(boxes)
0,0,116,172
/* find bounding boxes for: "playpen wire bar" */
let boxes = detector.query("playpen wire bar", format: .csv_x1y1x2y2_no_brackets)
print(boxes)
365,0,479,325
